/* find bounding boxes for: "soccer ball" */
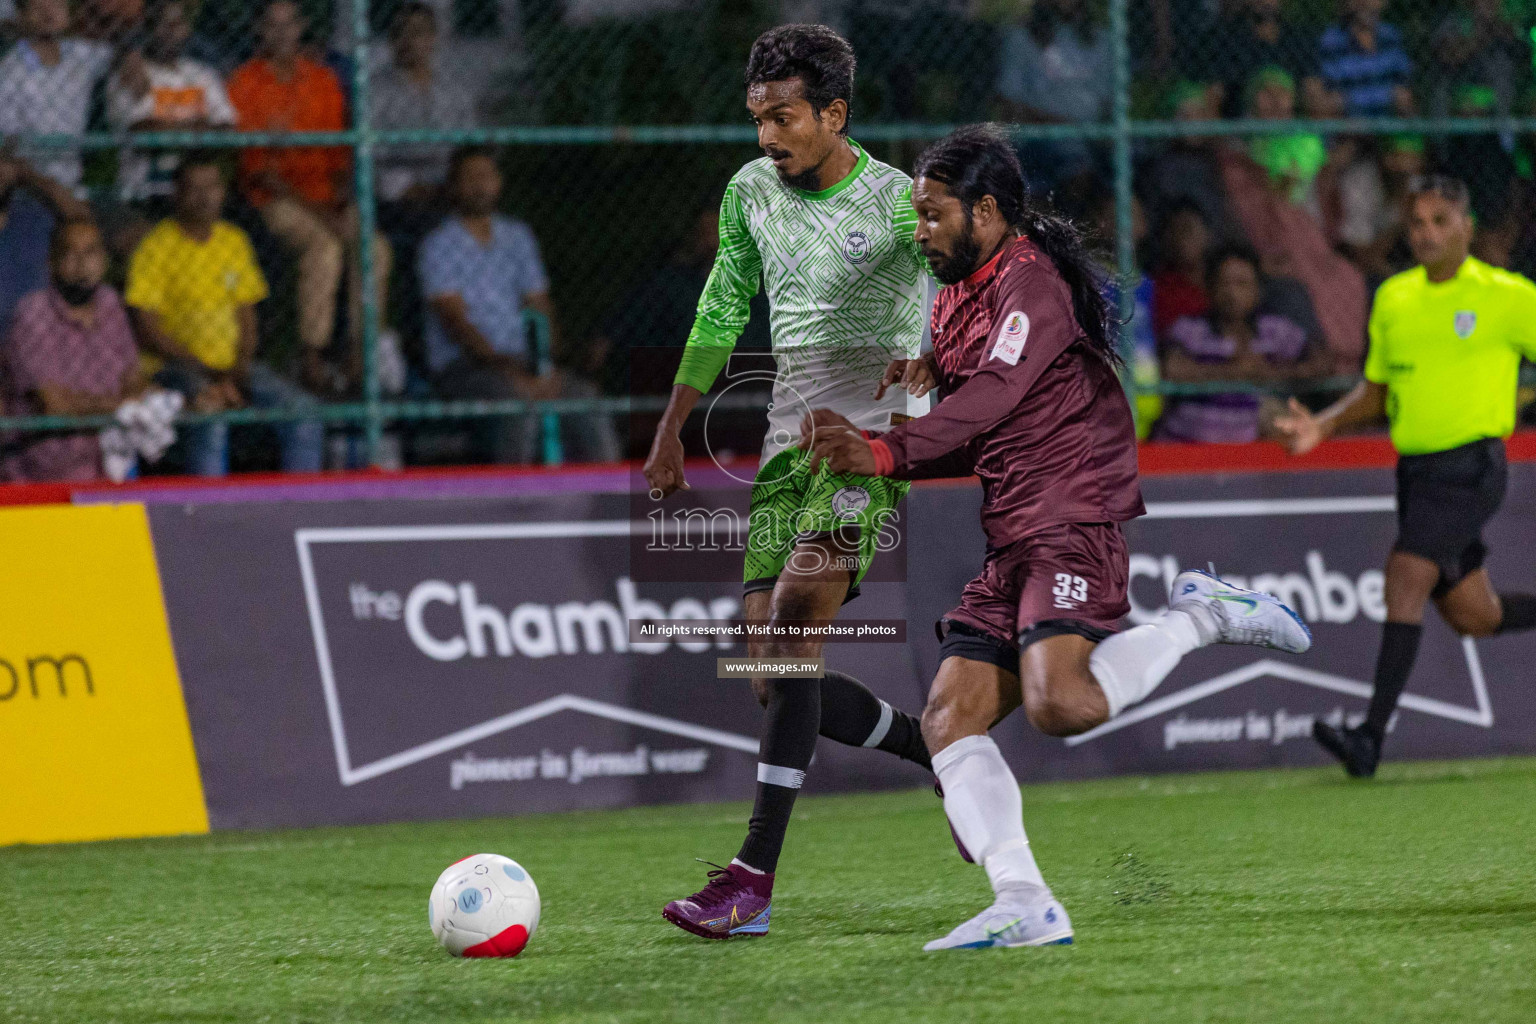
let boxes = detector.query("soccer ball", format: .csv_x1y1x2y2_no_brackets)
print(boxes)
428,853,541,957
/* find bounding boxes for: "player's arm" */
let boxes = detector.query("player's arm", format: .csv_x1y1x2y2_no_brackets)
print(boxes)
645,180,761,498
861,268,1076,478
796,409,975,479
896,444,975,480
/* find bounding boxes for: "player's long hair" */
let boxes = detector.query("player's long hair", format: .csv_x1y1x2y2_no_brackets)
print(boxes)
914,125,1120,367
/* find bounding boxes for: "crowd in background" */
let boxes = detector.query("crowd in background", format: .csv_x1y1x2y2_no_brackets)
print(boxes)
0,0,1533,479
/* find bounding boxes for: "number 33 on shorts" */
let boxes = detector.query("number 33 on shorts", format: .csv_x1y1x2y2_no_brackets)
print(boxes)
1052,573,1088,609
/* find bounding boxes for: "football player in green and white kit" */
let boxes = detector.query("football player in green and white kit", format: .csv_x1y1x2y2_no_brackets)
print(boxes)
645,25,939,938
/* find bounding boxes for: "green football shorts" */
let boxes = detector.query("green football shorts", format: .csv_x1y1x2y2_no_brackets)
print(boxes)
742,447,909,603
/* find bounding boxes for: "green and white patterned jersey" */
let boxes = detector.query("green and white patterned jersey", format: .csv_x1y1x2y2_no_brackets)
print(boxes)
674,140,929,465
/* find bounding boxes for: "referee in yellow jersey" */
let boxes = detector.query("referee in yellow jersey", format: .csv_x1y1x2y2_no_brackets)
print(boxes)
1274,175,1536,777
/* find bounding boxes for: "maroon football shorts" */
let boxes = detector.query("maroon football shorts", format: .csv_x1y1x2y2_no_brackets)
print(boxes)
942,521,1131,653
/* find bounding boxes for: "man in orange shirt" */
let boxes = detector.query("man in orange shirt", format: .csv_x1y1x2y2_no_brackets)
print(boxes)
227,0,392,398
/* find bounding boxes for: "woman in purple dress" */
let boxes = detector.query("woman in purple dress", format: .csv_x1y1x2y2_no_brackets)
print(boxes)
1157,244,1333,443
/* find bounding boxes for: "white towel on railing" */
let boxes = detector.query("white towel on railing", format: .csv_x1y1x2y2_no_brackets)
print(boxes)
99,388,185,483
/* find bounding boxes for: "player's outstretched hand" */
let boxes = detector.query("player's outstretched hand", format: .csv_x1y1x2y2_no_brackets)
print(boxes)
798,409,877,476
1271,397,1324,456
643,429,689,498
874,355,937,400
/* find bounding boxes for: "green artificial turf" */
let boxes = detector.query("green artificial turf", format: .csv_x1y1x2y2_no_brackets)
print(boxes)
3,757,1533,1023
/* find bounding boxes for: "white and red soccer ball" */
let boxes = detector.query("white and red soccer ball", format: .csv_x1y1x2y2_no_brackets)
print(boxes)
429,853,541,957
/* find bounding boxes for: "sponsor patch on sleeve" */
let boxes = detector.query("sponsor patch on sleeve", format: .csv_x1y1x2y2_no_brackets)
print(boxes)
990,311,1029,365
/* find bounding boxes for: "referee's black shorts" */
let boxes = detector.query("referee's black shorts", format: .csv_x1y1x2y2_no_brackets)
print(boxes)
1395,437,1507,598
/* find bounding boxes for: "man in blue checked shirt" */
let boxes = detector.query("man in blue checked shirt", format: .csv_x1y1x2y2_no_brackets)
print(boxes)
419,145,619,464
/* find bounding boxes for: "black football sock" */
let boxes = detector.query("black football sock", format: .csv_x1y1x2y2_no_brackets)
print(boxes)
818,670,931,771
1362,622,1423,741
1494,593,1536,634
736,679,820,874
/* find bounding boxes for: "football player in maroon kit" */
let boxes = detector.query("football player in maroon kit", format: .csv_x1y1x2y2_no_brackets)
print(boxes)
802,125,1313,950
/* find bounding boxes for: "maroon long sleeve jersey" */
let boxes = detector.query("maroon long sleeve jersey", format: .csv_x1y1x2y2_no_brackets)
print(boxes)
867,236,1145,549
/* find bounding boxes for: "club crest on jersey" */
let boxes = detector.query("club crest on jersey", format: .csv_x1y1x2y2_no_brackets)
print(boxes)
831,485,871,521
843,230,870,264
990,311,1029,365
1454,310,1477,339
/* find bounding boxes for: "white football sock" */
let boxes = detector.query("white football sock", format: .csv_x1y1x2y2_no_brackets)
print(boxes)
931,734,1047,897
1089,607,1209,717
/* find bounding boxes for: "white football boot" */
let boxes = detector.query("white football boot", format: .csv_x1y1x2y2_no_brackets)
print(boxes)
1169,569,1312,654
923,896,1073,951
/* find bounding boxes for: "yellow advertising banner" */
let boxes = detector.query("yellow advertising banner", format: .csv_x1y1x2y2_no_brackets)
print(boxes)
0,503,208,845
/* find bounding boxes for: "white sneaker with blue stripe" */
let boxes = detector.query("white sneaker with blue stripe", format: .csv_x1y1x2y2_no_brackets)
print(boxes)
922,897,1074,951
1169,569,1313,655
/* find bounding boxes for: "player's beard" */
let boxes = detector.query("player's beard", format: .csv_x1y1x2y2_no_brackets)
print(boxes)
923,229,982,286
773,158,824,192
767,141,830,192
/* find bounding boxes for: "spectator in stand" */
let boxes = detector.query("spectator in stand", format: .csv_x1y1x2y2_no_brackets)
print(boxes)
1151,202,1213,339
75,0,145,42
1158,244,1332,443
228,0,393,397
1428,0,1529,120
993,0,1111,189
126,154,323,476
0,149,89,337
1245,67,1327,210
1139,81,1243,244
846,0,993,121
1189,0,1332,118
421,146,619,464
1,218,144,481
372,2,480,231
106,0,236,212
1145,0,1214,76
1332,134,1424,283
1437,85,1523,266
1153,192,1331,362
369,0,479,376
994,0,1111,125
1220,81,1369,369
0,0,113,190
1318,0,1414,118
1503,88,1536,278
179,0,247,75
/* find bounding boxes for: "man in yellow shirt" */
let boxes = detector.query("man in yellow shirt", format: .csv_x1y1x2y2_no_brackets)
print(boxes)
1275,175,1536,777
126,153,323,476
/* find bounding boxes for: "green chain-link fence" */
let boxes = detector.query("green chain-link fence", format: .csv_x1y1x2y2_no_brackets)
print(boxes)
2,0,1535,475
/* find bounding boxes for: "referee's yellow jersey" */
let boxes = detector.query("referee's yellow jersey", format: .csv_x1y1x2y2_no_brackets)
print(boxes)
1365,257,1536,456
